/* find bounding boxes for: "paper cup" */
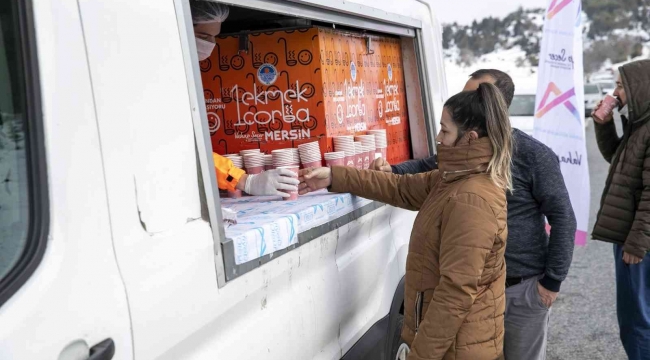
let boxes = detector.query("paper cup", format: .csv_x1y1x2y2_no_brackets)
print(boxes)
345,156,356,167
594,94,619,121
363,151,371,169
302,160,322,169
246,166,264,175
326,158,345,168
355,154,363,169
277,166,299,201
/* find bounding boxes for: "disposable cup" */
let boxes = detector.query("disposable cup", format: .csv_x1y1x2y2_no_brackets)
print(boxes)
326,158,345,168
246,166,264,175
277,166,299,201
302,160,322,169
363,151,371,169
345,156,356,167
594,94,619,121
355,154,363,169
324,151,345,159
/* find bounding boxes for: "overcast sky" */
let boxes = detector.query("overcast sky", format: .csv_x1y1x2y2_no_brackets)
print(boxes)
434,0,549,25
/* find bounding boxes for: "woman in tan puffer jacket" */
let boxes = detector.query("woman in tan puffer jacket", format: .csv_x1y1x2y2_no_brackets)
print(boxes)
299,83,512,360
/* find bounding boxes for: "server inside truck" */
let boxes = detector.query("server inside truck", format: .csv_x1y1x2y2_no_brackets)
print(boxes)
190,1,300,198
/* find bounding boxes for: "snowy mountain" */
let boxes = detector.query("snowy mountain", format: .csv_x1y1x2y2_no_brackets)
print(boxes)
442,2,650,84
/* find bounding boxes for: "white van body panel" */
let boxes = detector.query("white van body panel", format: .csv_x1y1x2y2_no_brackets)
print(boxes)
0,0,133,359
0,1,444,359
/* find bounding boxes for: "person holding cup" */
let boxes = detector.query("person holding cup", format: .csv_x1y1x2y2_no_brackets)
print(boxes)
299,83,512,360
591,59,650,360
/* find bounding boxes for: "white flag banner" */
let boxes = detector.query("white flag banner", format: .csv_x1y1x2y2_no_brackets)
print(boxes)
534,0,589,245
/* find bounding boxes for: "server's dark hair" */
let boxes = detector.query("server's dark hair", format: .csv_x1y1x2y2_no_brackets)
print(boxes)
470,69,515,107
444,83,513,190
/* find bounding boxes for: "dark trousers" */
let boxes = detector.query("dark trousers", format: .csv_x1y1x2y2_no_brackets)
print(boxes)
614,244,650,360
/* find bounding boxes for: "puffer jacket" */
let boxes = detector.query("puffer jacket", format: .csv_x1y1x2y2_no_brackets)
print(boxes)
593,59,650,258
330,137,507,360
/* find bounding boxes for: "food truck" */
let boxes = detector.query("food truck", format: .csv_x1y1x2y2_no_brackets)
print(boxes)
0,0,447,359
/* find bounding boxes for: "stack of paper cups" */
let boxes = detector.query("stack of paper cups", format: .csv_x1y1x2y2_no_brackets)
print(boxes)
224,154,244,168
356,135,376,169
333,136,356,167
367,129,388,159
354,142,365,170
264,154,274,171
324,151,345,168
272,149,298,168
298,141,322,168
289,148,300,165
355,135,376,153
244,153,265,174
240,148,261,158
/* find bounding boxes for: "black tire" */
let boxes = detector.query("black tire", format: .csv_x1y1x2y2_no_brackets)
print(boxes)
389,314,407,360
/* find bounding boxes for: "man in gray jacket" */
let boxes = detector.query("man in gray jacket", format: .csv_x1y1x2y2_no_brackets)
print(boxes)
372,69,577,360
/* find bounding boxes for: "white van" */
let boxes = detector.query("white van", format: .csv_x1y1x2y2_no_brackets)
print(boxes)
0,1,446,359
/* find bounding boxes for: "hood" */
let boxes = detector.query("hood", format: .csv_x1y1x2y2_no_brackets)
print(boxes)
437,137,493,181
618,59,650,125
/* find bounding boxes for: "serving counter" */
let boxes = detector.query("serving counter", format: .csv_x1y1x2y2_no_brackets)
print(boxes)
220,190,385,280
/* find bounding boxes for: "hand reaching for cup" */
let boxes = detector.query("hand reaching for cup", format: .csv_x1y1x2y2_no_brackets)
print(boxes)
298,167,333,195
370,157,392,172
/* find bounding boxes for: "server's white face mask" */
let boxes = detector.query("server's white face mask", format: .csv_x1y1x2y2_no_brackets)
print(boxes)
196,37,216,61
619,104,629,118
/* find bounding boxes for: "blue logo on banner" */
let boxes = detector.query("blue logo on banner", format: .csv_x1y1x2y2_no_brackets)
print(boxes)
257,63,278,85
388,64,393,81
350,61,357,82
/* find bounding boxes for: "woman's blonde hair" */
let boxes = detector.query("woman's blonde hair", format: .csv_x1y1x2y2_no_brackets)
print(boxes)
444,83,513,190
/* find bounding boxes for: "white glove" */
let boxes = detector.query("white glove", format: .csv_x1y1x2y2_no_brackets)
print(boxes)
244,168,299,198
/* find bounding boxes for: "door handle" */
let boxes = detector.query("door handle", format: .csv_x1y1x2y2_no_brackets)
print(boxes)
88,338,115,360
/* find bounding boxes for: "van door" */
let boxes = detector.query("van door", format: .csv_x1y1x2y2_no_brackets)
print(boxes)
0,0,133,358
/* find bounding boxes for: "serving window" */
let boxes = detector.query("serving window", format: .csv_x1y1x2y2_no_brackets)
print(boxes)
175,0,432,285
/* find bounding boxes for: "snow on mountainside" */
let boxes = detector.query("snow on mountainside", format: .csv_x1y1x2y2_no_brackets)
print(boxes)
442,3,650,92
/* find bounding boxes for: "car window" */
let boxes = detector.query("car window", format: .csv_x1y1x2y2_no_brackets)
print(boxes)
0,1,31,281
0,0,46,302
508,94,536,117
584,85,599,94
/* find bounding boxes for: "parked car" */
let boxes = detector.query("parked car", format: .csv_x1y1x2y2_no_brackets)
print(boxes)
584,83,603,117
595,80,616,95
508,90,536,136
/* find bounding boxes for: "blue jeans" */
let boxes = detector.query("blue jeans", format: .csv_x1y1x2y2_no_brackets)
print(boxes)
614,244,650,360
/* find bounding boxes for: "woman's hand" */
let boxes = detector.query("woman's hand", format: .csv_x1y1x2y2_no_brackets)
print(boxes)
370,157,392,172
298,167,332,195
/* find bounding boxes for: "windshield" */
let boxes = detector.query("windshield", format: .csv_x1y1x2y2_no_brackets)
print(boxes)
509,94,536,117
585,85,600,94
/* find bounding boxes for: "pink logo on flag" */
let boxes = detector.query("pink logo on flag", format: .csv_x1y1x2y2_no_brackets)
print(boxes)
547,0,573,19
535,82,581,123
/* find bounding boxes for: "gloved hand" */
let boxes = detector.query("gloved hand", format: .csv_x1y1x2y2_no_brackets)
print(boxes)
244,168,299,198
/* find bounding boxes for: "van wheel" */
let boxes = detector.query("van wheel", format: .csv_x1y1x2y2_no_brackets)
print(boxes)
390,314,408,360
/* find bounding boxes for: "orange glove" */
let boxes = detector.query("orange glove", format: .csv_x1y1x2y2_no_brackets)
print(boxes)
213,153,246,191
